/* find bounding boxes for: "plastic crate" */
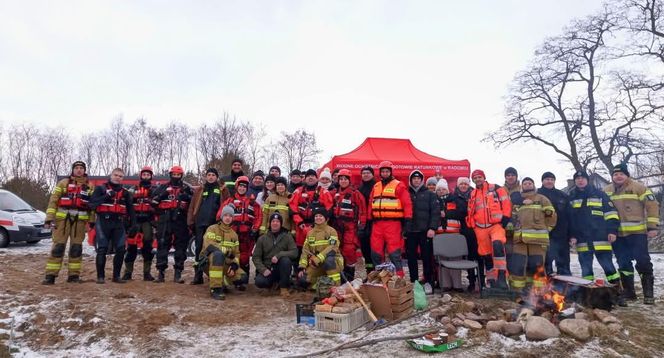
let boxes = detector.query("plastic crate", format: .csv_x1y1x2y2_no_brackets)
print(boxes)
315,306,370,333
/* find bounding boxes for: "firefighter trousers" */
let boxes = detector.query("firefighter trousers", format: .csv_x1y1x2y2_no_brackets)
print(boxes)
370,220,404,276
155,218,189,272
202,251,246,289
45,217,87,277
612,234,653,278
124,221,155,274
303,256,343,286
95,216,127,279
577,240,619,282
473,225,508,282
508,242,546,291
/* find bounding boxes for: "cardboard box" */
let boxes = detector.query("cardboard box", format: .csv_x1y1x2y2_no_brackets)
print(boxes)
362,283,415,321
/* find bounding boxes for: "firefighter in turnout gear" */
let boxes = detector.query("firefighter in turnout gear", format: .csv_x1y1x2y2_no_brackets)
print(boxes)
42,161,94,285
151,165,194,284
220,176,262,290
289,169,334,261
200,205,246,300
467,169,512,290
122,166,158,281
569,170,626,307
188,167,230,285
368,161,413,278
331,169,367,281
297,207,343,288
221,158,245,196
508,177,557,293
89,168,137,284
604,164,660,305
259,176,292,234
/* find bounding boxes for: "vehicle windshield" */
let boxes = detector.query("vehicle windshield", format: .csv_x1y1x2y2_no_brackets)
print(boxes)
0,191,34,212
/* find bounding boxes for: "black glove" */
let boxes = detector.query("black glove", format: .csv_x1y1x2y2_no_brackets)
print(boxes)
501,217,511,228
203,245,220,257
88,222,95,230
229,262,239,272
250,229,259,240
401,219,412,236
127,225,139,237
357,227,366,239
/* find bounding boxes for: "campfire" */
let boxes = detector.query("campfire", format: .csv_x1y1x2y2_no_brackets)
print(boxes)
518,267,568,322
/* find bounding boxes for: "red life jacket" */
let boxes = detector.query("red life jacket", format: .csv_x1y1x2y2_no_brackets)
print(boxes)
57,179,90,210
133,185,153,213
297,187,325,222
158,185,189,210
228,193,258,233
333,188,358,221
96,185,127,215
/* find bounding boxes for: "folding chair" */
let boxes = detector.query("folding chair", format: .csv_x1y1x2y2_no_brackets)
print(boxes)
432,233,479,296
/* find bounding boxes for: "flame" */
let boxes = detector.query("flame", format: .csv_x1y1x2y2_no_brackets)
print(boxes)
523,266,566,314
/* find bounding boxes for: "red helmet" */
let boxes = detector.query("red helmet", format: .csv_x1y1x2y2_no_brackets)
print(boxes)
140,166,153,175
169,165,184,175
235,176,250,187
338,169,352,179
379,161,393,171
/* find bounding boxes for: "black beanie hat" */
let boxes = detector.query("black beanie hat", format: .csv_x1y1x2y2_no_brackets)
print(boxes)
275,176,288,186
361,166,374,175
541,172,556,181
290,169,301,177
264,174,277,183
612,163,630,177
252,170,265,179
573,169,589,180
232,158,243,165
269,212,283,226
521,177,535,184
71,161,86,172
504,167,518,177
312,206,329,219
206,167,219,177
305,169,318,178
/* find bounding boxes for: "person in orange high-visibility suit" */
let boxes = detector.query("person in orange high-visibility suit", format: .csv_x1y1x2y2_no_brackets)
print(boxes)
368,161,413,278
466,169,512,290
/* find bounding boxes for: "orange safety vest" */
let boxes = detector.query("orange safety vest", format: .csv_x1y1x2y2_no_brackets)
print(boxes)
96,186,128,215
371,180,404,219
467,184,510,228
57,180,90,210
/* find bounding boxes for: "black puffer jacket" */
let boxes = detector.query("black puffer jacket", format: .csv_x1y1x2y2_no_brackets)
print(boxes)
407,178,440,233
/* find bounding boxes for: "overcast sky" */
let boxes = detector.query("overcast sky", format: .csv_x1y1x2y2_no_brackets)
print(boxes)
0,1,605,184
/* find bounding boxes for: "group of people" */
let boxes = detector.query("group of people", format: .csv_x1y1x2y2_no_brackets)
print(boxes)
41,159,659,305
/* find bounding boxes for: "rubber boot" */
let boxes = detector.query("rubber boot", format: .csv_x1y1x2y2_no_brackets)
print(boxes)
112,276,127,284
609,278,627,307
122,261,134,281
66,275,81,283
42,275,56,285
620,274,637,301
211,288,225,300
143,260,154,281
96,254,106,284
642,273,655,305
154,270,165,283
191,270,204,285
496,270,509,290
174,269,185,284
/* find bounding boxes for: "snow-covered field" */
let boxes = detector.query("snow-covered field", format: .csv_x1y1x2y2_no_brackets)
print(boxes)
1,239,663,357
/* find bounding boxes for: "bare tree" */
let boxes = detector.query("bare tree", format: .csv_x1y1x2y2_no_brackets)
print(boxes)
278,129,321,173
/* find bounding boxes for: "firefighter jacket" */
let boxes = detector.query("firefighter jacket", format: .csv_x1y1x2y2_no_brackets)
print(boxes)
260,191,292,233
407,185,440,233
298,223,342,269
289,184,334,226
46,176,94,222
467,183,511,229
151,181,193,221
512,190,557,246
221,171,244,196
131,181,156,223
332,186,367,226
604,178,660,236
89,182,136,227
221,193,262,234
368,178,413,220
437,193,467,234
568,186,620,246
505,182,522,232
537,187,570,242
202,222,240,267
252,229,298,273
187,182,230,227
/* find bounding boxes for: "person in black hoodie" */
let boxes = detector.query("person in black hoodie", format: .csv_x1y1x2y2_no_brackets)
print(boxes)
537,171,571,276
405,169,440,294
89,168,136,284
187,167,230,284
122,166,157,281
357,166,376,273
221,158,244,196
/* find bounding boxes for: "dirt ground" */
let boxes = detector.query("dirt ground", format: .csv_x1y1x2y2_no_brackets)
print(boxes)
1,240,663,357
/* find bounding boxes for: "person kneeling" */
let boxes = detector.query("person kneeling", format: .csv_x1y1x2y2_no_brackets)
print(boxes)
297,208,344,289
200,205,247,300
253,212,299,297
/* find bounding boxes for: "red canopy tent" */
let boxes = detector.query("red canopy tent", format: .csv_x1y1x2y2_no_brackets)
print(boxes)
320,137,471,189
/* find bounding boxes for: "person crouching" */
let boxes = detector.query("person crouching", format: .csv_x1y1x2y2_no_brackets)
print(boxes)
253,212,299,297
200,205,247,300
297,207,343,289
